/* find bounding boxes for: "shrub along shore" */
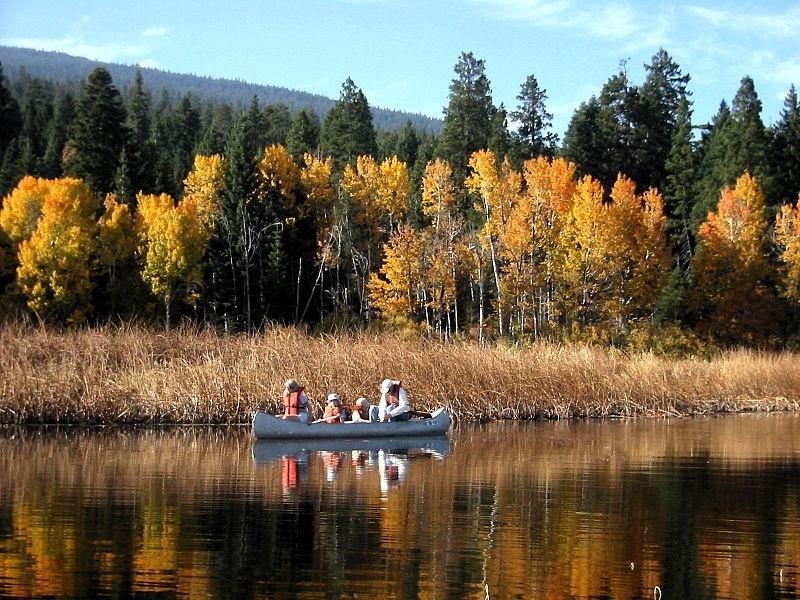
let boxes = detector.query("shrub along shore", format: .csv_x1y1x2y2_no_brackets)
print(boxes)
1,323,799,425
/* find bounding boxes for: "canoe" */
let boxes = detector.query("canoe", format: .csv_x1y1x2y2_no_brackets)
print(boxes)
252,435,450,463
252,407,451,439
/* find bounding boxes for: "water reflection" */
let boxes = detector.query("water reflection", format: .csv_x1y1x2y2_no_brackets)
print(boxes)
1,415,800,598
254,436,449,495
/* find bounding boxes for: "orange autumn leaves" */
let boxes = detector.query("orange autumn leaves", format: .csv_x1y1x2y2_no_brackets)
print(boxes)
370,151,671,335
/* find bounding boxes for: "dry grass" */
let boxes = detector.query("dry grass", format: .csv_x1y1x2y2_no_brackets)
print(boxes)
1,322,799,424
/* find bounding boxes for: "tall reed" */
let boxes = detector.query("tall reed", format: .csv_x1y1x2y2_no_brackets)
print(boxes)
1,323,799,424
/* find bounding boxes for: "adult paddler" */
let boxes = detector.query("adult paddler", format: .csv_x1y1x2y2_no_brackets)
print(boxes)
282,379,310,424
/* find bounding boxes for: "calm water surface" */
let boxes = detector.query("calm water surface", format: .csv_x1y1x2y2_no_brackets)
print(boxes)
2,414,800,599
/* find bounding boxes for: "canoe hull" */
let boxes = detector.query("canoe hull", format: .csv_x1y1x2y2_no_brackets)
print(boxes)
252,407,451,439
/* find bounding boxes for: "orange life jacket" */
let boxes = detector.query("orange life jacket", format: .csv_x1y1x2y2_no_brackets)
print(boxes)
283,386,305,416
282,456,298,488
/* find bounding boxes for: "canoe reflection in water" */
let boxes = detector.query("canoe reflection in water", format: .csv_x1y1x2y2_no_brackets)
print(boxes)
253,436,451,493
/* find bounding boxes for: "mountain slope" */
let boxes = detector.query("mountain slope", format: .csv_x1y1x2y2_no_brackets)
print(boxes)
0,46,442,133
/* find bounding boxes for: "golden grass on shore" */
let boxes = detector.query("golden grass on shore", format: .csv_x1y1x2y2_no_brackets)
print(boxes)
1,322,799,424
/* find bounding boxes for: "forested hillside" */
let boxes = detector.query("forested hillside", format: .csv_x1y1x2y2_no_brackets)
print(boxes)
0,48,799,351
0,46,442,133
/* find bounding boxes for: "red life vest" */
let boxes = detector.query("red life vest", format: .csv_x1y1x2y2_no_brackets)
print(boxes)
283,386,305,416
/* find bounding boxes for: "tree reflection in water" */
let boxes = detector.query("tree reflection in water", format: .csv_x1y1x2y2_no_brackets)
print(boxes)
2,416,800,598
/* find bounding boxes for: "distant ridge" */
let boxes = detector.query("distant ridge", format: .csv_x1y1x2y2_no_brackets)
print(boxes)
0,46,442,133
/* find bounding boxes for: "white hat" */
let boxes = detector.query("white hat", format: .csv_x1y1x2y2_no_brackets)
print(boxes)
380,379,400,394
327,393,340,403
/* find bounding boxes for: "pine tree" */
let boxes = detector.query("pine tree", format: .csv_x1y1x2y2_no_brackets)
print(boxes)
0,62,22,159
65,68,128,196
0,138,23,198
208,117,260,329
771,85,800,206
395,121,420,167
488,104,511,161
197,103,234,157
19,78,53,174
170,95,201,193
263,103,292,147
41,91,73,178
663,97,696,267
510,74,557,161
114,147,134,206
658,97,697,323
692,101,731,230
694,77,771,230
320,78,378,169
286,109,320,161
436,52,495,183
126,68,154,195
638,49,691,193
563,68,643,193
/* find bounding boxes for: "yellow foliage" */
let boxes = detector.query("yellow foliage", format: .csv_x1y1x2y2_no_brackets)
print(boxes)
421,159,455,221
693,172,775,342
258,144,299,208
776,197,800,302
0,177,95,246
557,174,669,325
0,176,49,244
299,153,335,209
299,153,337,265
97,194,136,270
466,150,521,241
182,154,225,229
342,155,410,233
14,178,98,322
368,224,425,324
136,193,209,308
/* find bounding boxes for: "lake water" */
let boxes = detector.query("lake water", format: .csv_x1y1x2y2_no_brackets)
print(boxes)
2,414,800,599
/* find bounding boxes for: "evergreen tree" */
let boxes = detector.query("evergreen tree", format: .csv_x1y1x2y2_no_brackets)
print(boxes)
638,49,691,193
510,74,557,161
19,78,53,174
126,68,154,195
395,120,420,167
320,78,378,169
0,138,22,198
0,62,22,159
563,96,615,187
377,130,399,161
263,103,292,147
436,52,494,182
658,98,697,324
663,97,697,266
65,67,128,196
488,103,511,160
286,108,320,160
209,116,261,330
41,90,74,178
771,85,800,206
171,95,201,193
114,147,134,206
197,103,234,156
693,77,771,229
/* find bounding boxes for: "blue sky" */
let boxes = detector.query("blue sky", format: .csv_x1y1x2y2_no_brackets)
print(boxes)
1,0,798,137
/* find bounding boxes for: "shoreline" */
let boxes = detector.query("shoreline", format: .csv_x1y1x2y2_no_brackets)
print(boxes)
2,324,799,425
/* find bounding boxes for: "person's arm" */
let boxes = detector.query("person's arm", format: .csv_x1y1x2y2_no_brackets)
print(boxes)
378,395,388,421
386,389,411,417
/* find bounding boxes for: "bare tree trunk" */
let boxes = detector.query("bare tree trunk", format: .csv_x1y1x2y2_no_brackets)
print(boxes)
295,257,302,324
488,236,503,336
